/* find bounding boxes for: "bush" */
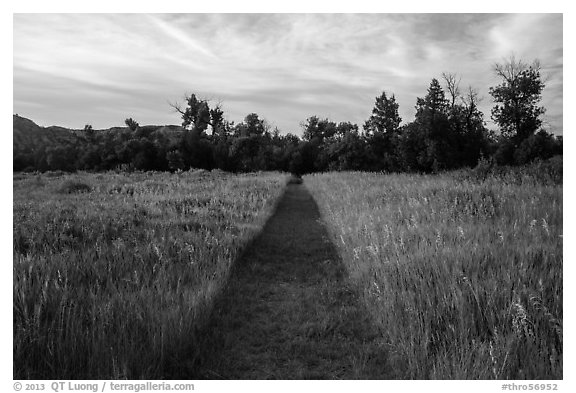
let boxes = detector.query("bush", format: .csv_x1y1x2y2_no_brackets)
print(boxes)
514,130,559,165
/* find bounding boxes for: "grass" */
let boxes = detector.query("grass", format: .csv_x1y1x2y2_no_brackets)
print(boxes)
13,169,289,379
57,179,92,194
304,169,562,379
192,184,392,379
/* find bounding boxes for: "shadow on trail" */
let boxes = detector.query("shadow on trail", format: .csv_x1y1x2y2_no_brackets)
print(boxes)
186,183,393,379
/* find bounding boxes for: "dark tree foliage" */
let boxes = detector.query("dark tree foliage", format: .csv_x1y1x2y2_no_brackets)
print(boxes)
125,118,139,131
405,78,454,171
233,113,268,138
363,92,403,172
393,77,493,172
487,57,560,166
171,93,212,132
243,113,266,136
209,106,226,136
324,128,367,171
364,91,402,136
490,57,546,143
514,130,562,165
46,145,78,172
301,116,338,143
84,124,95,141
446,83,491,168
16,59,560,175
167,150,185,171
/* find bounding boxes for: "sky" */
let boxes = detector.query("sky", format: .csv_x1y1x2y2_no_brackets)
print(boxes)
13,13,563,135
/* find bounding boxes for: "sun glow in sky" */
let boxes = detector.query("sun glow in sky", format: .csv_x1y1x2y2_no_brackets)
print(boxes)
13,13,563,135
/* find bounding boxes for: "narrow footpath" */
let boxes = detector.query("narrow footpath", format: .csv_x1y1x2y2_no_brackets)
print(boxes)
192,183,392,379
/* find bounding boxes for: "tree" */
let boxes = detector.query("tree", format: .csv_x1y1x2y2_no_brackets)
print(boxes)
242,113,265,136
411,78,452,171
397,122,429,172
170,93,211,132
209,105,226,136
77,147,102,170
363,91,402,135
229,134,262,171
456,86,491,166
294,141,320,174
514,129,561,165
46,145,77,171
84,124,95,141
170,94,232,138
416,78,450,123
301,116,337,142
442,73,461,109
125,118,139,131
363,91,402,171
166,149,185,171
461,86,482,128
489,56,546,143
131,139,157,170
442,75,491,168
323,128,367,171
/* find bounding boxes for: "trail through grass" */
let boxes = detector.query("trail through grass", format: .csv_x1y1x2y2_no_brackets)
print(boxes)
191,183,392,379
305,171,562,379
13,170,288,379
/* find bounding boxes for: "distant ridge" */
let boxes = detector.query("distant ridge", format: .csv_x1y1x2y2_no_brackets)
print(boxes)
13,114,184,153
13,115,82,154
13,115,185,171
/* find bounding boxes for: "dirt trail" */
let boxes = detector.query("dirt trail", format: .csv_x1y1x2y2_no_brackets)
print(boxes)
192,183,392,379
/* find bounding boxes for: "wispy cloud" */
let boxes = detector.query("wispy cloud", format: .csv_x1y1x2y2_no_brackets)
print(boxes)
13,14,563,134
146,15,218,60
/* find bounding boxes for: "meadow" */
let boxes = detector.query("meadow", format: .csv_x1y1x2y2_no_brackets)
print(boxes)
13,170,289,379
305,166,562,379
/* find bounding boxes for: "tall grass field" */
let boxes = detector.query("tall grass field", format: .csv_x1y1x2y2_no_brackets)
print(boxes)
305,170,562,379
13,170,289,379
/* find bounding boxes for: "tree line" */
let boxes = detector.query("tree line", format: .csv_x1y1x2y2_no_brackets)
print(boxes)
14,57,562,174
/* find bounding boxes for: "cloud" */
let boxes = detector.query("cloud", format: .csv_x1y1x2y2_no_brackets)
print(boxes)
13,13,563,134
145,15,218,60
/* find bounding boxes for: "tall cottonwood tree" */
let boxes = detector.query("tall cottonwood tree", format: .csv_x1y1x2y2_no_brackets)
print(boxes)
489,57,546,143
170,94,217,134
